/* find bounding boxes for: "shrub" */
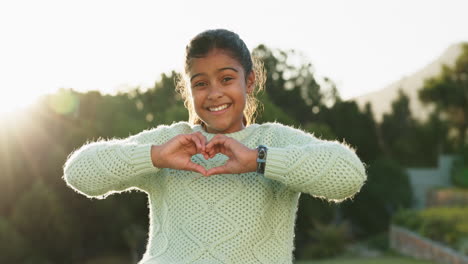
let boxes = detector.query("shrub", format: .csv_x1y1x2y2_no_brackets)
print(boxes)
84,255,131,264
300,221,351,259
295,195,336,257
427,187,468,207
0,217,28,263
365,232,390,251
343,157,412,237
10,181,81,262
393,207,468,252
392,209,421,230
452,145,468,188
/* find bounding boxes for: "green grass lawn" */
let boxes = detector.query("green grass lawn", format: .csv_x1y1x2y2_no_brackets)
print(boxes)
83,255,130,264
84,254,438,264
296,256,437,264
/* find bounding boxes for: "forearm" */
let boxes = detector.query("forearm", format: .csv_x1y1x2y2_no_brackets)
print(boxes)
263,141,367,202
63,140,158,198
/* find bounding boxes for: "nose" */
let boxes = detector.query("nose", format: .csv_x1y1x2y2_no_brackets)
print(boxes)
207,83,223,100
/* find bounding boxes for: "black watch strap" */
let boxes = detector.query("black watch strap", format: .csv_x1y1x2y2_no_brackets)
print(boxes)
256,145,268,174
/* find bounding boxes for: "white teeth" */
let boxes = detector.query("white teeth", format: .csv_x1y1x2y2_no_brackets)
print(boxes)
209,104,229,112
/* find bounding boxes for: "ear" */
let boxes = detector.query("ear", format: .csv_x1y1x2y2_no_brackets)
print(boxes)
246,71,255,94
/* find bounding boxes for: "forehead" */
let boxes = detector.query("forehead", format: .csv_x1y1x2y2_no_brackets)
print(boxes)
188,49,244,77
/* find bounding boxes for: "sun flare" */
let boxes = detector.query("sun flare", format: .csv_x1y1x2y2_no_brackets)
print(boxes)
0,89,41,115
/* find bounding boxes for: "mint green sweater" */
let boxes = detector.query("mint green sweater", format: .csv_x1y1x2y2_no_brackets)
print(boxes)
63,122,367,264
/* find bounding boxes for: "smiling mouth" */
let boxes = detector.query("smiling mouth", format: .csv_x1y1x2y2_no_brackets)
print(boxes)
208,104,230,112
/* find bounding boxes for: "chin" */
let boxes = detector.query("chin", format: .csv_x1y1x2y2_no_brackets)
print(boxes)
206,125,227,134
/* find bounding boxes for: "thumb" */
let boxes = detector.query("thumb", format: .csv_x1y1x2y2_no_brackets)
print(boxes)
206,165,230,176
185,162,208,176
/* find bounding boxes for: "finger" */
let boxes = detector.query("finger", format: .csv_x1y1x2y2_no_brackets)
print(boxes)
193,132,207,152
189,134,201,150
189,133,200,149
206,135,229,157
205,134,227,149
192,135,207,157
202,150,211,160
185,162,208,176
207,145,221,158
206,165,230,176
205,143,216,158
197,148,210,160
187,133,207,158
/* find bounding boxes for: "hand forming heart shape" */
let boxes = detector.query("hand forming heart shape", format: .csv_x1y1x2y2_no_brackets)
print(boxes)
150,132,257,177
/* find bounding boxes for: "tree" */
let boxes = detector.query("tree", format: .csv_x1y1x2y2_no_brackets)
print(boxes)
0,217,28,263
252,45,339,123
342,157,412,236
11,181,81,263
377,88,453,167
380,89,417,166
317,100,382,165
419,43,468,147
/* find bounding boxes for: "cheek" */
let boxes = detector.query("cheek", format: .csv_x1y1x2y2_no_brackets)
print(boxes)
191,92,204,109
238,88,248,106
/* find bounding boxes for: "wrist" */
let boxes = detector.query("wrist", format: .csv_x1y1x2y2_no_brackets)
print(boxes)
248,148,258,172
150,145,164,168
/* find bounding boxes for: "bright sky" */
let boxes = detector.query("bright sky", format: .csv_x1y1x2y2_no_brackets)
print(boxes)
0,0,467,114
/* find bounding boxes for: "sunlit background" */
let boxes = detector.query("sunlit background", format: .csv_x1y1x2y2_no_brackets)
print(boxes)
1,1,468,264
1,0,467,114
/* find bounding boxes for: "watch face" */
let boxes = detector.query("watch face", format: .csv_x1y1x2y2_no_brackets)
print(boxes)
258,149,266,159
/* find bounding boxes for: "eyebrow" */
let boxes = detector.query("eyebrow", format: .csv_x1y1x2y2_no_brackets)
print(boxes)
190,67,239,82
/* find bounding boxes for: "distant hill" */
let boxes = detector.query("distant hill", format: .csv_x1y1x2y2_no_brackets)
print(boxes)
351,43,464,123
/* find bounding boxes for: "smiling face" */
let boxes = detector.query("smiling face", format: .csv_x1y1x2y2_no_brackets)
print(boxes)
189,49,254,134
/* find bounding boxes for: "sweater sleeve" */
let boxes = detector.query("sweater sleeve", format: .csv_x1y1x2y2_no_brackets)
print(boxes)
63,122,190,198
263,125,367,202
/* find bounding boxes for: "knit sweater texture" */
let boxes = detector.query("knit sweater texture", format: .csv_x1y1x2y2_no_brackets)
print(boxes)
63,122,367,264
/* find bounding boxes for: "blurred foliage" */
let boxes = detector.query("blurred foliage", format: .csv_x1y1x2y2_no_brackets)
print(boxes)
452,145,468,188
419,43,468,147
426,187,468,207
295,195,337,258
363,232,390,252
253,45,329,124
0,216,28,263
0,44,463,262
393,207,468,253
83,255,131,264
299,221,351,259
380,90,451,167
11,181,80,262
316,100,381,164
342,158,412,237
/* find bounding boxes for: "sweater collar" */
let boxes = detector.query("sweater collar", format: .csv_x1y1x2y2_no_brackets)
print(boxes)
192,124,259,141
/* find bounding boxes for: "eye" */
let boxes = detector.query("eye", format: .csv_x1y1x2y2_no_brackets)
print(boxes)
193,81,207,88
222,76,234,83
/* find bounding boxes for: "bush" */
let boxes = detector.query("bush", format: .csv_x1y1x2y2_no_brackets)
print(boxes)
342,158,412,237
393,207,468,252
392,209,421,231
295,195,336,257
10,181,81,262
427,187,468,207
364,232,390,251
0,217,28,263
300,221,351,259
452,145,468,188
84,255,131,264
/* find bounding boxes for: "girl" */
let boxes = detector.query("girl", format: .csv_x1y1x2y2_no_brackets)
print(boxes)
63,29,367,264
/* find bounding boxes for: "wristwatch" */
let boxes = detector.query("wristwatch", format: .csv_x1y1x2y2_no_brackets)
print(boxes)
256,145,268,174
